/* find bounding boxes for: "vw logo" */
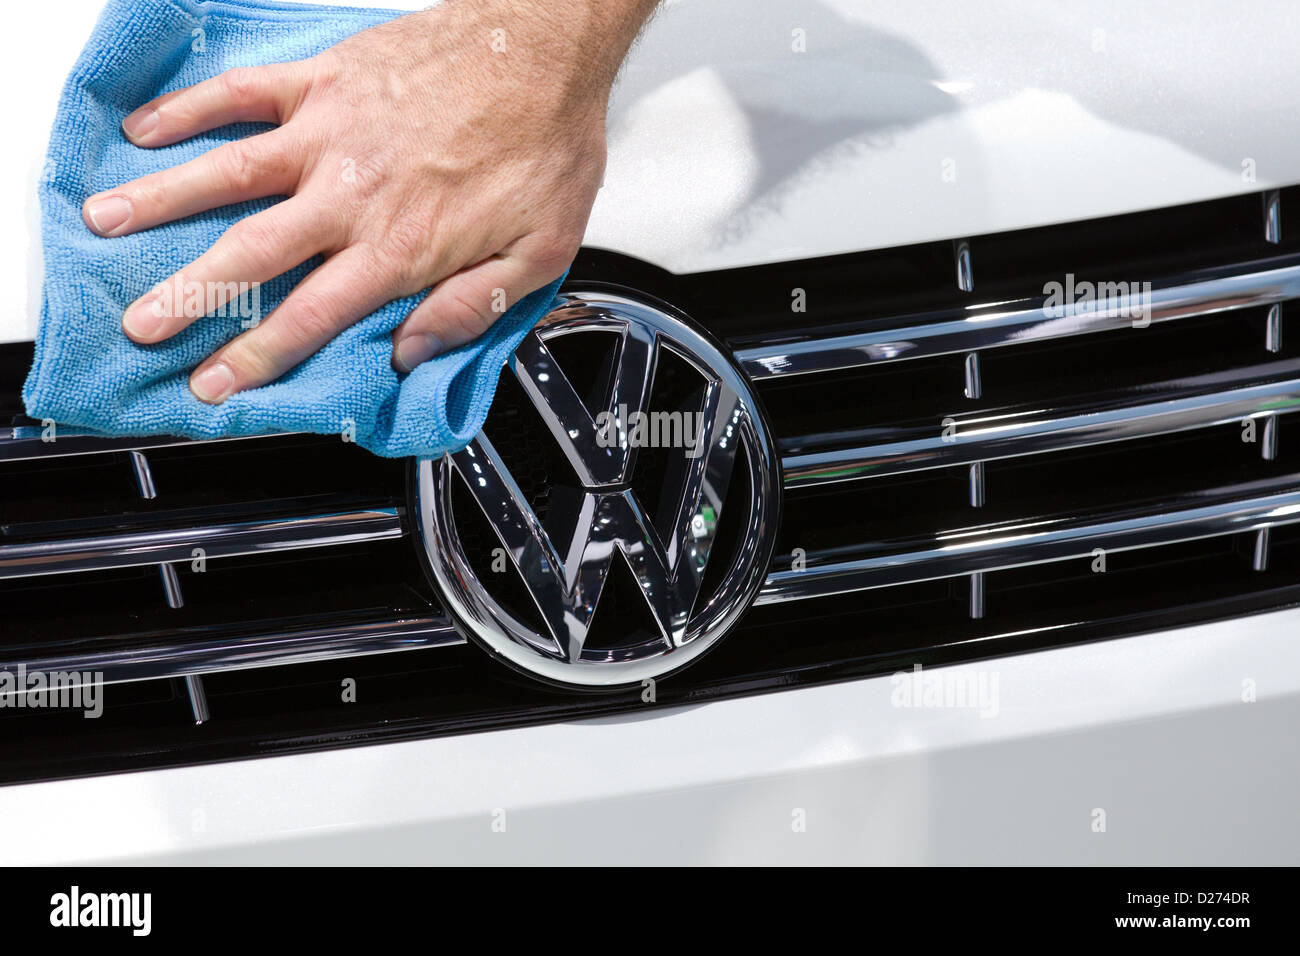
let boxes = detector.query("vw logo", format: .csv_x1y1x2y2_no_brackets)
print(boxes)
414,289,781,688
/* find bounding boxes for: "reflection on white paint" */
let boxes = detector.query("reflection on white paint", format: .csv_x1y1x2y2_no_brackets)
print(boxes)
591,66,758,268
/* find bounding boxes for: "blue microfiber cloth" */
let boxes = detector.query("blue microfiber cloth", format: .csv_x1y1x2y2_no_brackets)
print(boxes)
23,0,564,458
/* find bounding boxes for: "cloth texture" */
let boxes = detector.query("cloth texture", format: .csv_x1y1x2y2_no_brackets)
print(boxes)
24,0,564,458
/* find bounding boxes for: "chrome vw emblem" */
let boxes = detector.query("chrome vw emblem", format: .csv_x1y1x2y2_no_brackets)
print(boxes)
415,290,781,687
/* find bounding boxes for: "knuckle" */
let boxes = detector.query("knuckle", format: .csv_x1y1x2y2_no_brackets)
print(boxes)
226,216,283,266
378,225,435,291
129,175,170,215
352,240,402,288
214,142,261,195
220,67,263,107
269,60,315,122
528,232,581,276
282,290,340,346
385,217,433,263
215,137,297,195
442,285,497,340
222,338,276,384
305,52,341,95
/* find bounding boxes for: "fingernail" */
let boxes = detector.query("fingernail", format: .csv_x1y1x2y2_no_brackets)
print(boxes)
394,332,445,373
191,363,235,404
123,294,165,340
85,195,132,235
123,106,160,141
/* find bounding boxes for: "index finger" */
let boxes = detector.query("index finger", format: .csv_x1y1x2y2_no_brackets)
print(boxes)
123,62,313,148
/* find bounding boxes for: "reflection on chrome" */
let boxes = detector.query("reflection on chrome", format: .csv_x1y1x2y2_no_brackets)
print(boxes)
782,366,1300,489
757,487,1300,605
735,258,1300,380
416,290,781,688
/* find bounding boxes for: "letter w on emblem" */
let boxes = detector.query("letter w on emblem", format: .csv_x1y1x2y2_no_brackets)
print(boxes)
450,322,744,664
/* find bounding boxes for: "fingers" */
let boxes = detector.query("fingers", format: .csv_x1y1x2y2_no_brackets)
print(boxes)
122,198,336,343
391,249,564,373
189,245,396,404
86,63,312,236
83,130,300,237
122,63,312,148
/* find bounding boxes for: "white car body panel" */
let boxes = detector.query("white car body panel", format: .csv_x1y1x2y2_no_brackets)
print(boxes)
1,0,1297,864
5,0,1300,341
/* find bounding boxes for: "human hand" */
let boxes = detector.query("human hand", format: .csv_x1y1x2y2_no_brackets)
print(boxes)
82,0,657,403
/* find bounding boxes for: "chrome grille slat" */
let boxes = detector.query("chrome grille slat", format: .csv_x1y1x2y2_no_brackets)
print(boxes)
757,484,1300,605
0,410,425,694
0,425,301,462
757,193,1300,610
1266,190,1282,244
1,616,462,686
184,674,209,725
781,366,1300,488
734,257,1300,380
127,448,187,608
0,507,402,579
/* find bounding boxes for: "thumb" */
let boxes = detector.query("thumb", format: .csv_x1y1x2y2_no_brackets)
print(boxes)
392,254,553,373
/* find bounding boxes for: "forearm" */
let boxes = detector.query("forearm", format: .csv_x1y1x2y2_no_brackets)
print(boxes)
401,0,659,107
524,0,660,91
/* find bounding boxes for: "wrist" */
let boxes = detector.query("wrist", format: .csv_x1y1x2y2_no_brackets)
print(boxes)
536,0,659,86
420,0,657,103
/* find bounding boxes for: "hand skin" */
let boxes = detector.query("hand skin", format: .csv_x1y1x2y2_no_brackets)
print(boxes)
82,0,658,404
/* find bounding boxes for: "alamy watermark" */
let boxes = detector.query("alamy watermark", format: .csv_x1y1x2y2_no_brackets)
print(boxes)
50,887,150,936
145,274,263,329
890,663,999,718
595,403,707,459
1043,273,1153,327
0,665,103,718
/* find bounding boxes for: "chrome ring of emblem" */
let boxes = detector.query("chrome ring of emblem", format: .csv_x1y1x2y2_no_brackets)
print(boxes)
413,288,781,688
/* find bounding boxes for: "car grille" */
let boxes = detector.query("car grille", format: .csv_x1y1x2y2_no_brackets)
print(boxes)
2,186,1298,783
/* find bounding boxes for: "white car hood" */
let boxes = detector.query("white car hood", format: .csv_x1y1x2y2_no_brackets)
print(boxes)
3,0,1298,344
